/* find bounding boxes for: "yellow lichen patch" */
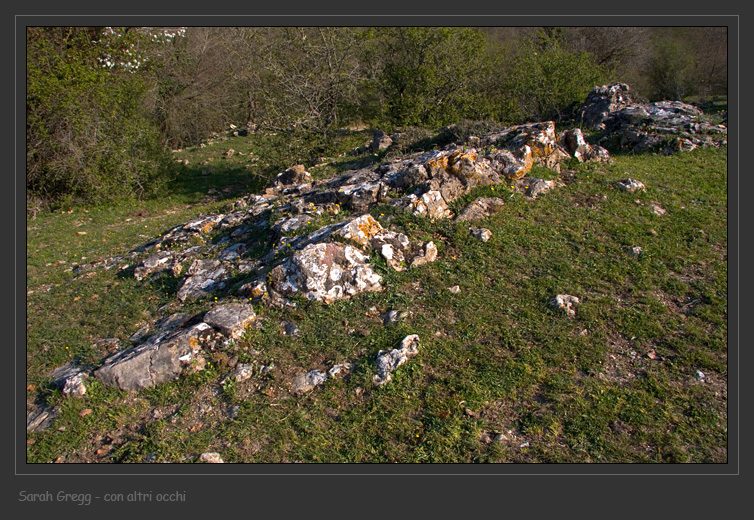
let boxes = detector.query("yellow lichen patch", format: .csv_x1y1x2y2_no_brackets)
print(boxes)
189,338,199,348
448,150,480,178
337,214,384,247
425,156,449,175
200,222,216,234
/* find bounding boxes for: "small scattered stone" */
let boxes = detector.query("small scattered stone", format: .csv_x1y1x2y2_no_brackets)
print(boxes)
628,246,643,258
448,285,461,294
200,452,224,463
328,363,353,378
469,227,492,242
550,294,580,318
231,363,254,383
381,310,403,325
373,334,420,386
695,370,706,382
615,178,646,192
282,321,300,337
650,204,666,216
292,370,328,395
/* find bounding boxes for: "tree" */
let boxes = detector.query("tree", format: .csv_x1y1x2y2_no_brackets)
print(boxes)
501,29,611,123
371,27,493,128
648,35,696,101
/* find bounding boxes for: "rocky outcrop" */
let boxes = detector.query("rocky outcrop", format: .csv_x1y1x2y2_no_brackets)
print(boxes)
577,83,634,129
73,96,725,394
578,83,727,153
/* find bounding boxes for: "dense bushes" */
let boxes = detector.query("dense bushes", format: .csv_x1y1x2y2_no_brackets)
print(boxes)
499,30,611,123
27,28,173,209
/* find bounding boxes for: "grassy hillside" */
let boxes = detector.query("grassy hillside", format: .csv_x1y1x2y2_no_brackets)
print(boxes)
25,129,727,463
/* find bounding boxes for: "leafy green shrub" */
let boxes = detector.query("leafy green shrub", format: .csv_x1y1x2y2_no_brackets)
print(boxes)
373,27,494,128
500,30,611,123
26,27,173,208
647,37,695,101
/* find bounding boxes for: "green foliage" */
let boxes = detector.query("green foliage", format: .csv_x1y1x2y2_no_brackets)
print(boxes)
372,27,494,128
648,37,696,101
500,30,611,123
26,27,173,208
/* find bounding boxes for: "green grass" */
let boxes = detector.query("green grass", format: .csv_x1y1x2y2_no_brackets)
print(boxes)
25,129,727,464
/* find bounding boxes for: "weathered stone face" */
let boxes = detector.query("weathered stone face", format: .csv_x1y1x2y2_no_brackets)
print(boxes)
454,197,505,223
334,214,385,248
268,242,382,303
94,323,212,391
508,121,558,159
203,303,256,339
577,83,634,129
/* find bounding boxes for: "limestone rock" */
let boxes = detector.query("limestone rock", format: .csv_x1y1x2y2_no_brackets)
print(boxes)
203,303,256,339
561,128,610,163
276,165,312,186
27,404,59,432
516,177,560,198
336,180,388,212
373,334,420,386
405,190,453,220
292,369,328,395
199,452,224,463
550,294,580,318
577,83,634,129
231,363,254,383
454,197,505,222
370,229,412,271
615,178,646,192
488,146,533,180
156,312,192,332
409,241,438,268
334,214,385,248
134,251,173,280
177,264,227,301
470,227,492,242
370,130,393,152
94,323,212,391
268,242,382,304
183,214,225,234
327,363,353,378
